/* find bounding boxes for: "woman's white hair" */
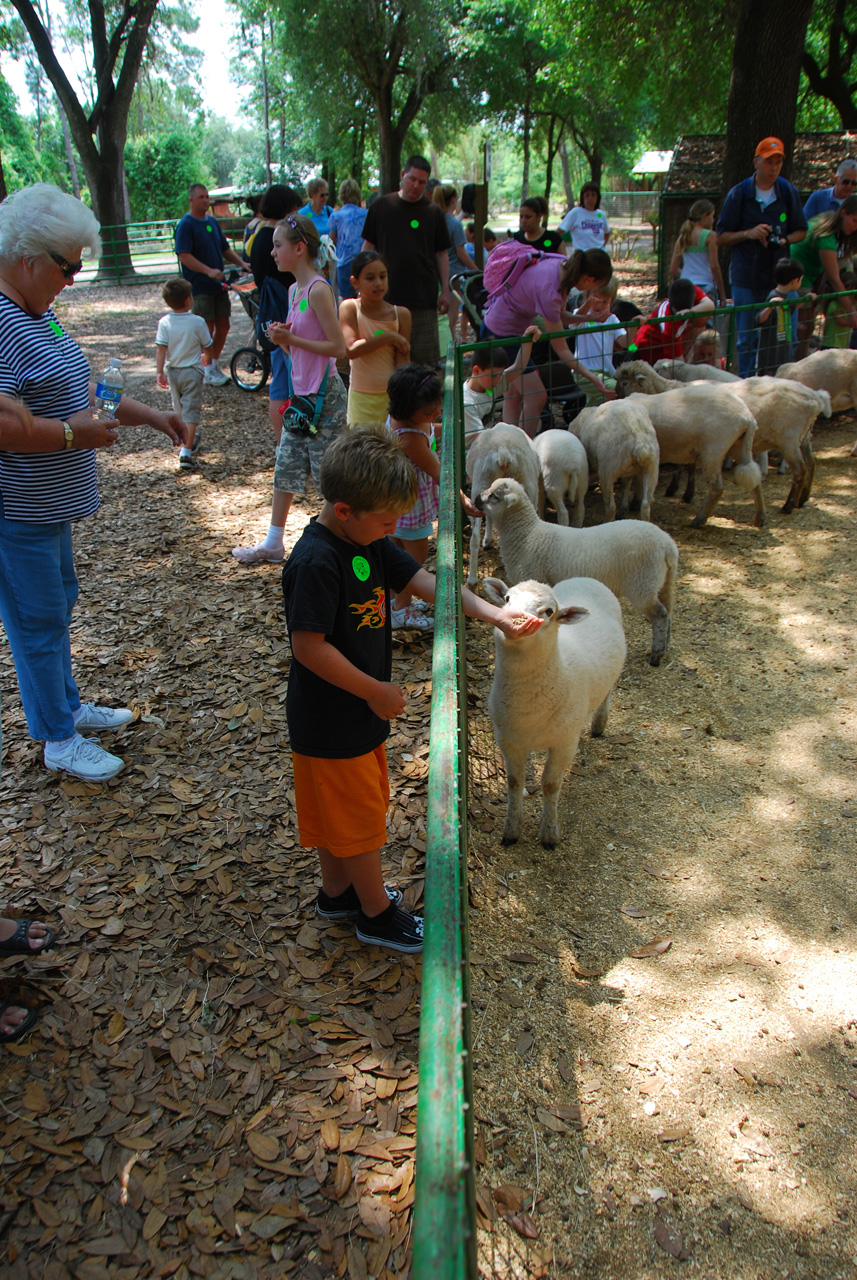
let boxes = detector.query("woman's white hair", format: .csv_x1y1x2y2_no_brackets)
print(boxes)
0,183,101,266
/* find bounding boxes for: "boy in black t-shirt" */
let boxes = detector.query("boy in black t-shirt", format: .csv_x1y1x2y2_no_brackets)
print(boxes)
282,428,539,953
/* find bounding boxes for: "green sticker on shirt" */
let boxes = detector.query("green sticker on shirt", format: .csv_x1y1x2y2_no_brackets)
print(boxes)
375,328,384,335
299,298,309,312
544,238,552,247
410,219,420,229
207,224,213,232
780,212,787,222
352,556,370,581
628,342,638,353
49,320,64,337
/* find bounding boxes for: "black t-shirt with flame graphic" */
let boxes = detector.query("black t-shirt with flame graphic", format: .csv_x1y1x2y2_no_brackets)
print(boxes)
282,517,419,758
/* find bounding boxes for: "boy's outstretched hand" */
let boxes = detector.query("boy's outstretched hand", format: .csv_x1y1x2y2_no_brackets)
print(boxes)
368,681,407,720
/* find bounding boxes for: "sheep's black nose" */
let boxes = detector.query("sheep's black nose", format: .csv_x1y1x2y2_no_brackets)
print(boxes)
474,492,485,511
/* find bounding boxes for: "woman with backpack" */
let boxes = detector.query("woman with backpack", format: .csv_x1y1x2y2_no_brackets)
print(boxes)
480,245,614,436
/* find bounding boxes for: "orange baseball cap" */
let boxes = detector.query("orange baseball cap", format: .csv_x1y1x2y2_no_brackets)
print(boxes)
755,137,785,159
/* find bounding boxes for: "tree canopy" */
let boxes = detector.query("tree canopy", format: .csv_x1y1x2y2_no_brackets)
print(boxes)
2,0,857,218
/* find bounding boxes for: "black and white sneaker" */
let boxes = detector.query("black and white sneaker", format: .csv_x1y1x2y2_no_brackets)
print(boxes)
316,884,403,921
355,902,424,953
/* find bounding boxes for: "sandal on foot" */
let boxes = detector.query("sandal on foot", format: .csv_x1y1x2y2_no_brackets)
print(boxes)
0,920,56,956
0,1002,38,1043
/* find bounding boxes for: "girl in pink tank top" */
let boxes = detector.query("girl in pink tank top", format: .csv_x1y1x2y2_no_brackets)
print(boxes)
340,251,412,428
231,213,347,565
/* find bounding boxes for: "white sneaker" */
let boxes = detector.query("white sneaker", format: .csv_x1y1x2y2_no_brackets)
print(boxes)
231,542,285,564
390,604,434,631
74,703,134,732
44,734,124,782
204,365,229,386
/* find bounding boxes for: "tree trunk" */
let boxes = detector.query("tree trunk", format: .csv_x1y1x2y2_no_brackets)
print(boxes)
55,97,80,197
0,152,7,203
92,128,135,281
590,149,603,188
544,116,563,206
544,116,555,204
351,117,366,183
559,137,573,208
722,0,815,196
10,0,160,280
521,97,532,201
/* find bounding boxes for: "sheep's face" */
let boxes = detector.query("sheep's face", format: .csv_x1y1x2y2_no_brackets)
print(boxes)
477,477,527,514
614,361,651,398
483,577,589,630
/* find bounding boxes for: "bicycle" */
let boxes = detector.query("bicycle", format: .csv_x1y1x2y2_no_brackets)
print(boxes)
225,274,271,392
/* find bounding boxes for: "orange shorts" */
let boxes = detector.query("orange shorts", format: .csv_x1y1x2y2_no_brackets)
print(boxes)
291,744,390,858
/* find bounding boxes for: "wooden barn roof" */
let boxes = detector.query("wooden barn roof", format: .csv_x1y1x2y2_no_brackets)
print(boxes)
664,132,857,195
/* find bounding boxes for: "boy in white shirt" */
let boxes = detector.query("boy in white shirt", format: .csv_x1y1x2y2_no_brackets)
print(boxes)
463,325,540,446
156,277,212,470
572,278,636,403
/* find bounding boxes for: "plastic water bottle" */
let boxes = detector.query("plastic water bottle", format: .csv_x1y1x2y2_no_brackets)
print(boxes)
95,358,124,419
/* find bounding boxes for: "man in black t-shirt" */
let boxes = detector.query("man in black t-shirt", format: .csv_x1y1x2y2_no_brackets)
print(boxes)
362,156,452,366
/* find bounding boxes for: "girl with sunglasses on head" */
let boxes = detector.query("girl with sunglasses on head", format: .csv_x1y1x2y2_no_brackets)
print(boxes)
232,214,347,564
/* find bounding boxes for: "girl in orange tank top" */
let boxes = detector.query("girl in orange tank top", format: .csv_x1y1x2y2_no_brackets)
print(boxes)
340,251,412,428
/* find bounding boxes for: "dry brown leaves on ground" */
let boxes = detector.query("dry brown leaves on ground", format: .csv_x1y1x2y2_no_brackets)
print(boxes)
0,285,440,1278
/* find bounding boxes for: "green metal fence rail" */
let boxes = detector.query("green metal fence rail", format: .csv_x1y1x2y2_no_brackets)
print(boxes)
76,218,246,285
413,348,477,1279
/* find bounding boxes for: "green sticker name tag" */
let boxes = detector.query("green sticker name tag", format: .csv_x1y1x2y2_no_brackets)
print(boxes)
352,556,370,581
49,320,64,337
780,212,787,222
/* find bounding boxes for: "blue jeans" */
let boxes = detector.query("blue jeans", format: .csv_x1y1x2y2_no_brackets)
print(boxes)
0,494,81,741
732,284,764,377
337,262,357,299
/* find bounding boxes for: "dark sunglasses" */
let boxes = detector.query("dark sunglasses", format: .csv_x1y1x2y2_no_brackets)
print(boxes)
49,252,83,278
285,215,307,245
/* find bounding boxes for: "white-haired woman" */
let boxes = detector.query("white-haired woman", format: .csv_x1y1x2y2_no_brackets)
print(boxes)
0,183,187,783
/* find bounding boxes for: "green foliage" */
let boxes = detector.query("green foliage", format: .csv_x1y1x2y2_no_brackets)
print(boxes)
0,70,52,189
125,130,208,221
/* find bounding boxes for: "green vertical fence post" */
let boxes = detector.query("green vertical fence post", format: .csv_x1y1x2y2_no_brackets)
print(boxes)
412,345,477,1280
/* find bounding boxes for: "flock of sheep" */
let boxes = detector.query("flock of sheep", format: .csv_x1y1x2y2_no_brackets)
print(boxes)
465,347,857,848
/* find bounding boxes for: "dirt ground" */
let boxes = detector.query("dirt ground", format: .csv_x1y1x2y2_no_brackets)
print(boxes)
1,270,856,1280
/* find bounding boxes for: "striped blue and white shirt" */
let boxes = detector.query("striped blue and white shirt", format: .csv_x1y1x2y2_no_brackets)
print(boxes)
0,293,98,523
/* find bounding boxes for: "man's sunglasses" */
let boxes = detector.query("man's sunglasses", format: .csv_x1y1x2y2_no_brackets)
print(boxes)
49,252,83,278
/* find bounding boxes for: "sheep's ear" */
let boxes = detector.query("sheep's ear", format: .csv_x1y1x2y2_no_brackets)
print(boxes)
482,578,508,607
556,605,590,626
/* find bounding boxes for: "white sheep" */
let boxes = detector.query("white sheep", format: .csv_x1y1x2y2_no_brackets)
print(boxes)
482,576,627,848
654,358,741,384
476,477,678,665
629,361,831,513
567,400,660,521
465,424,540,587
530,429,589,527
723,376,831,512
776,349,857,457
615,361,764,528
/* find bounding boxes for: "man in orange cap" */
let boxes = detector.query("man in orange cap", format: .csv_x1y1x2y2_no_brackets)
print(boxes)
716,137,807,375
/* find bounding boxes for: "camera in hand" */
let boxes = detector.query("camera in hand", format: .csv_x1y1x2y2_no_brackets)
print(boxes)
767,230,788,248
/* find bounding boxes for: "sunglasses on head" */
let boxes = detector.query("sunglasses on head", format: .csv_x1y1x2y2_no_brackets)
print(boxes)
285,215,307,245
49,252,83,278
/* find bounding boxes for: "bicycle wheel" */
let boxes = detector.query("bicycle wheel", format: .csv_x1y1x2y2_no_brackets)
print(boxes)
230,346,270,392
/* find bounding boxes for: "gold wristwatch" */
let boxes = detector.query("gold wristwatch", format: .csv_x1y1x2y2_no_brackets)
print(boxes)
62,420,74,450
